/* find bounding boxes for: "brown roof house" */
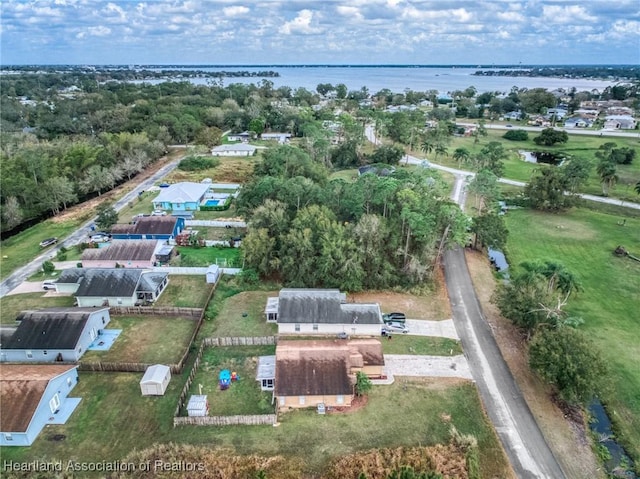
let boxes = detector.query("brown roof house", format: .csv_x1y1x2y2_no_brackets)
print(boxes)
81,240,159,268
274,339,384,410
265,289,383,337
0,365,80,446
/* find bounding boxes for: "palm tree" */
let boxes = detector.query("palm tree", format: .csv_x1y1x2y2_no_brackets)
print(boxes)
434,144,448,162
453,147,470,167
596,160,618,196
421,138,435,158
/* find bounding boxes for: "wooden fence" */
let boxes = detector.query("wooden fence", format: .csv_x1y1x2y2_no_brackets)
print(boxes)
109,306,203,318
79,361,182,374
173,414,276,427
174,341,206,417
202,336,277,347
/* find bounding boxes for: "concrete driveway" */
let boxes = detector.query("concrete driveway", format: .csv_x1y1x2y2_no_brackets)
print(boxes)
5,281,46,296
383,354,472,380
404,319,459,339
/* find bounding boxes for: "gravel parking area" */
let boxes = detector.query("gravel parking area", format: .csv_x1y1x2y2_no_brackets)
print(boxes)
383,354,473,380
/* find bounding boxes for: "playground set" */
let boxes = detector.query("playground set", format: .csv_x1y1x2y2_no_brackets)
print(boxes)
218,369,239,390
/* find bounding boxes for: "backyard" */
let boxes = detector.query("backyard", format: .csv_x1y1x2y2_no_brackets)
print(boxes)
504,207,640,464
173,245,242,267
81,315,198,365
184,345,276,416
154,275,213,308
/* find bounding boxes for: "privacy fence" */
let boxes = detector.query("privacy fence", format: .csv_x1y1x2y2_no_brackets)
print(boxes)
109,306,203,319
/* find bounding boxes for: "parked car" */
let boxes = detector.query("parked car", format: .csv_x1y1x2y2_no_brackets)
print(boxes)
383,312,406,323
42,280,57,291
39,237,58,248
89,233,111,243
505,124,513,128
382,322,409,335
151,210,167,216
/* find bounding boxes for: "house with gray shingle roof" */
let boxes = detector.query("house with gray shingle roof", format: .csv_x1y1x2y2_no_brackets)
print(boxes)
211,143,257,156
81,240,159,268
265,289,383,336
0,308,110,363
152,182,210,211
0,364,80,446
55,268,169,307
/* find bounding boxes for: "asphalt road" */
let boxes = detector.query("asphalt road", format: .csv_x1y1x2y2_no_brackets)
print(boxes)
0,156,182,297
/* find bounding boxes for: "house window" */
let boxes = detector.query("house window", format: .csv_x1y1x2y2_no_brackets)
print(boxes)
117,298,122,305
49,394,61,414
67,377,72,387
43,350,48,355
295,324,300,332
262,379,274,389
279,397,285,406
26,350,33,359
336,395,344,405
299,396,306,405
4,434,12,442
102,317,106,324
312,324,318,331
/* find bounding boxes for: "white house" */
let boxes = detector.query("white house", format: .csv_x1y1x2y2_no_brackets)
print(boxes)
211,144,257,157
261,132,291,144
265,289,383,336
604,115,637,130
140,364,171,396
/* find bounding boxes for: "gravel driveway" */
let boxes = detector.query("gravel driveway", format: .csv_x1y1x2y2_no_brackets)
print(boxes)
404,319,459,339
383,354,472,380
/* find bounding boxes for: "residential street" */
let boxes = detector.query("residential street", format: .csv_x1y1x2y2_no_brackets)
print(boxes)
0,156,183,298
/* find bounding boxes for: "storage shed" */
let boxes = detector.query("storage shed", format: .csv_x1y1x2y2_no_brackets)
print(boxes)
140,364,171,396
206,264,220,284
186,395,209,417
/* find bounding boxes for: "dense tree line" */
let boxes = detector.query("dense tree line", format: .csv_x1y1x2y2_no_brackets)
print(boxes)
237,145,468,290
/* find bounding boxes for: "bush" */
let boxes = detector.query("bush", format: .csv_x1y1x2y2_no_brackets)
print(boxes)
503,129,529,141
177,156,220,171
56,250,68,261
42,260,55,274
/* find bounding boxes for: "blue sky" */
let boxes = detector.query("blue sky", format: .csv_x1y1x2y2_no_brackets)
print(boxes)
1,0,639,65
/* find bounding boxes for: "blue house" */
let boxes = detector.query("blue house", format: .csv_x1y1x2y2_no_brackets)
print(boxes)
110,216,185,241
152,182,210,211
0,307,110,363
0,365,80,446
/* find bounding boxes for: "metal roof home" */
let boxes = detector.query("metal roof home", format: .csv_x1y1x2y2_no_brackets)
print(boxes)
152,182,210,205
111,216,182,237
81,240,158,263
211,144,257,155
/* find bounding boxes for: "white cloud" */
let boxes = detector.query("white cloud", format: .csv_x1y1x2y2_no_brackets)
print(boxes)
542,5,597,24
223,6,249,17
279,9,323,35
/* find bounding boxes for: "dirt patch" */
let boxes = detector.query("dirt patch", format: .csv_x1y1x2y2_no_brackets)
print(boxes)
350,277,452,320
464,249,604,479
328,393,369,414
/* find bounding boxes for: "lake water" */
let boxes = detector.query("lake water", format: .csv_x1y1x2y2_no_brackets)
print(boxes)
136,66,617,94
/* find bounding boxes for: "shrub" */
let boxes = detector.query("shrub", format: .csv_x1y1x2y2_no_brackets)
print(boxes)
56,250,68,261
503,129,529,141
42,260,55,274
178,156,220,171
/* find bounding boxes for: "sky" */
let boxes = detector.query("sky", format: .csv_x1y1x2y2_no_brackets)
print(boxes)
1,0,639,65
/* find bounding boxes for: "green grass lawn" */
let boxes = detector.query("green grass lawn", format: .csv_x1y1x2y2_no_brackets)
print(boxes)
0,373,508,479
192,204,242,220
174,245,241,267
186,345,276,416
81,315,197,364
0,292,75,325
154,275,213,308
202,283,278,338
197,226,246,241
504,207,640,463
116,190,156,222
382,336,463,356
0,218,85,281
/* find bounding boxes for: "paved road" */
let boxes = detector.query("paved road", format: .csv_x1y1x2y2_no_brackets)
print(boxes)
0,157,183,298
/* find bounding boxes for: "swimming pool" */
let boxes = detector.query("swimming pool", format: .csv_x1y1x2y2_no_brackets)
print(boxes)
203,199,222,207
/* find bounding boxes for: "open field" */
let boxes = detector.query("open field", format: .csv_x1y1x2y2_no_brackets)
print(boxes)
185,345,275,416
81,315,197,364
154,275,213,308
0,292,75,324
504,207,640,465
0,374,510,479
163,156,257,184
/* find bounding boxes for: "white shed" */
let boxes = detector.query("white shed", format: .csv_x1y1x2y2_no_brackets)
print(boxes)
140,364,171,396
206,264,220,284
187,395,209,417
